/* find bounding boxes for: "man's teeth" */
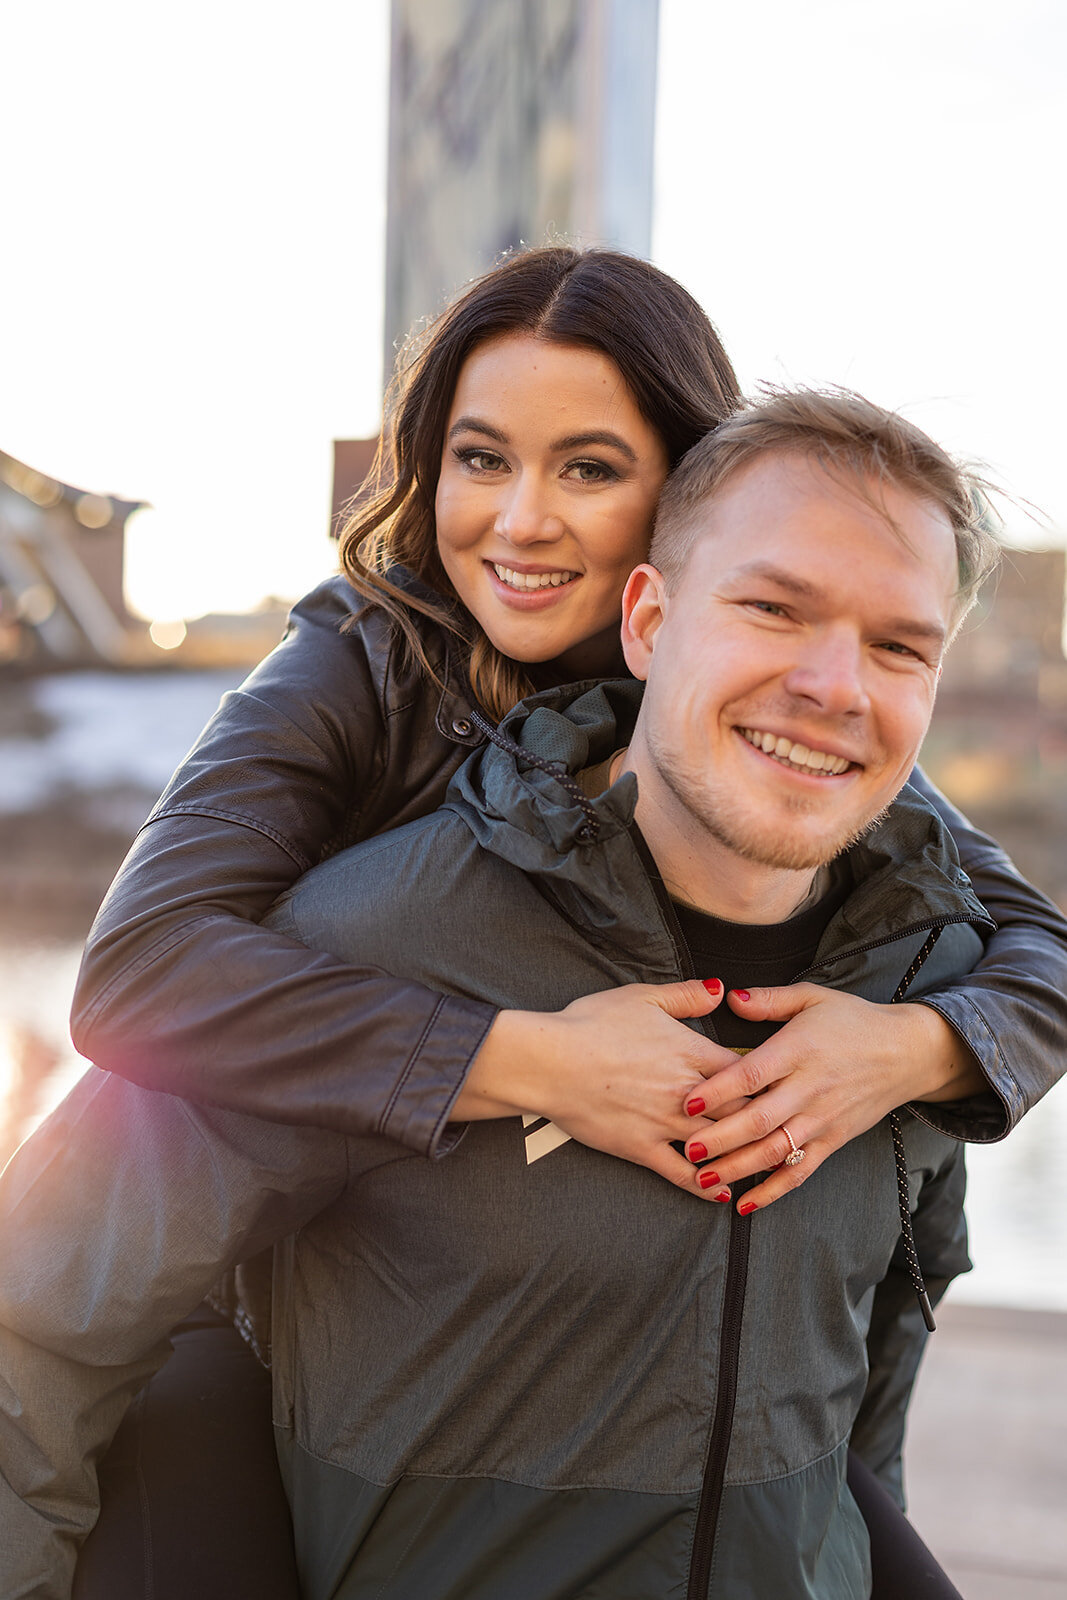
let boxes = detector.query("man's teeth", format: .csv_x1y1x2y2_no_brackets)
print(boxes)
740,727,851,775
493,564,577,591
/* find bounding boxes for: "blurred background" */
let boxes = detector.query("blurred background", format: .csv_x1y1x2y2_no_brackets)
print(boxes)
1,4,1065,1593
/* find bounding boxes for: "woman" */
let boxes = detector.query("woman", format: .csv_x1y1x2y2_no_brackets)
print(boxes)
57,247,1063,1598
71,246,1063,1197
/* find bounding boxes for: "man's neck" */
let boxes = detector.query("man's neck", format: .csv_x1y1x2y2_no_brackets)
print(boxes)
611,748,819,925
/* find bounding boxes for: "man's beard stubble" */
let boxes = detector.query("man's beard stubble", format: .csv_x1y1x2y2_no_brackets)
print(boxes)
644,724,890,873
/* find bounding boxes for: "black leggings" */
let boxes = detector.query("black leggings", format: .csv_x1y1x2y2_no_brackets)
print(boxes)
74,1307,962,1600
72,1307,299,1600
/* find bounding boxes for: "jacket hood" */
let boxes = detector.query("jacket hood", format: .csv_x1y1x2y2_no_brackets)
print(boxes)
444,678,992,969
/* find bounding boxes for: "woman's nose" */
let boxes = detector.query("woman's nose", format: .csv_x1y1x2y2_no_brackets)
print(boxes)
494,475,563,545
783,632,871,716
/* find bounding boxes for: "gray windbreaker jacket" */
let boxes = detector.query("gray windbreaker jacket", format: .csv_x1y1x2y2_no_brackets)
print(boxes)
0,680,991,1599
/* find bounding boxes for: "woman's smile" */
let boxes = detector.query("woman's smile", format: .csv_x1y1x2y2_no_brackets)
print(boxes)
435,331,669,677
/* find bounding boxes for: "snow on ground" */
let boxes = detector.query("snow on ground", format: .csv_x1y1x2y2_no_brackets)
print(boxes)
0,671,245,813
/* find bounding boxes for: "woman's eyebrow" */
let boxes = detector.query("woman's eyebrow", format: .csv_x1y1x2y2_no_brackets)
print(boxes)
553,430,638,461
446,419,638,462
447,416,508,443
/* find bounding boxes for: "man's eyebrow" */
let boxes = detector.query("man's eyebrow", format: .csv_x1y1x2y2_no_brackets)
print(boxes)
725,560,948,646
446,418,638,462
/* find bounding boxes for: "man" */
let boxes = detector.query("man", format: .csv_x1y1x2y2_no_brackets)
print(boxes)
0,389,998,1598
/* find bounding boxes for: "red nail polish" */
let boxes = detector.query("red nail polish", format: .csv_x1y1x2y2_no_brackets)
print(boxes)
738,1201,758,1216
713,1189,731,1203
732,989,751,1003
698,1169,719,1189
701,978,722,995
688,1143,709,1162
686,1097,706,1117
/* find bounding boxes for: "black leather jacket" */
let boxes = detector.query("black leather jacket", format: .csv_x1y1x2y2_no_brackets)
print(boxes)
71,572,1067,1150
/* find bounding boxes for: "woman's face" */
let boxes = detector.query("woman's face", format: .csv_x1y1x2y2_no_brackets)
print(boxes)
435,333,670,678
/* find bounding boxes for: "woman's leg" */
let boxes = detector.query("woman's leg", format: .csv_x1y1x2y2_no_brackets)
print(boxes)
73,1305,301,1600
848,1448,963,1600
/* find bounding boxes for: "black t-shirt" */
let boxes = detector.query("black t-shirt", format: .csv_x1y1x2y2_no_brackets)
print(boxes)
672,864,852,1051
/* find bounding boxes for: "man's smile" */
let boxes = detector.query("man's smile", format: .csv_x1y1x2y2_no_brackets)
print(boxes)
738,725,856,777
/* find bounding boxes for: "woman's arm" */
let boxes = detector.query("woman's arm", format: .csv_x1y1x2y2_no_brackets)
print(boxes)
904,763,1067,1137
71,576,496,1154
72,577,737,1172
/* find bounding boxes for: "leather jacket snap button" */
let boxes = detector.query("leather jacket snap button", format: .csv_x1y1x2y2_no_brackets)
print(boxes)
451,717,473,738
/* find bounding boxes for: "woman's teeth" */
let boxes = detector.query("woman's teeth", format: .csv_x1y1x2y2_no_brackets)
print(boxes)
493,564,577,591
740,727,851,775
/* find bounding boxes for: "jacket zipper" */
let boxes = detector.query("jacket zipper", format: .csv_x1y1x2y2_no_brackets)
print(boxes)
644,863,991,1597
790,909,993,985
634,855,755,1600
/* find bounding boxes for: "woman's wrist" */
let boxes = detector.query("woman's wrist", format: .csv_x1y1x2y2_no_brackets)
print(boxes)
450,1010,555,1121
900,1002,987,1103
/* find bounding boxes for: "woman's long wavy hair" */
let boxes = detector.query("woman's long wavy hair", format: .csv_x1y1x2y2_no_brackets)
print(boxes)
338,245,742,720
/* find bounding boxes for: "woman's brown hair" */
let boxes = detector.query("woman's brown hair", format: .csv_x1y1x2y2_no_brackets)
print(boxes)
338,245,742,720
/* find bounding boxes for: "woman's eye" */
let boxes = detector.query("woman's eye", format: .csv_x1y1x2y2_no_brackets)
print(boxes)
563,459,616,484
455,448,506,473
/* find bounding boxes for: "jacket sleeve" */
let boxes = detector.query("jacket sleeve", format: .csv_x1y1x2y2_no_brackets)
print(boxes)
0,1069,348,1599
70,577,495,1153
850,1139,971,1507
908,764,1067,1141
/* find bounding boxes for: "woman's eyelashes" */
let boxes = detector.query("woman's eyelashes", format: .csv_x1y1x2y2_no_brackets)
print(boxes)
561,458,619,484
451,447,620,484
454,447,507,474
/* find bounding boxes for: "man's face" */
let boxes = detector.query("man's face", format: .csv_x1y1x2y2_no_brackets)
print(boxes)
622,452,959,873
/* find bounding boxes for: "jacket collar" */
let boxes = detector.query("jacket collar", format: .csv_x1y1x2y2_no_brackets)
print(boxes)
446,678,992,963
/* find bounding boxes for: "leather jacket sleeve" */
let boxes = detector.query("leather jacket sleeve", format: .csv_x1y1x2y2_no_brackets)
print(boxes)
907,765,1067,1141
69,577,495,1153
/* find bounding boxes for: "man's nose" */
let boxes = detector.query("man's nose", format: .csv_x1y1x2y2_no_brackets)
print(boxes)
782,631,871,716
494,475,563,545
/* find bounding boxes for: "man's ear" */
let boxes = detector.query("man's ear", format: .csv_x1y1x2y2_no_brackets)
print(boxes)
621,563,669,682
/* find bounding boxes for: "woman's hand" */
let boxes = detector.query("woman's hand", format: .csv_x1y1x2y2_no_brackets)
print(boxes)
678,984,987,1214
453,980,749,1199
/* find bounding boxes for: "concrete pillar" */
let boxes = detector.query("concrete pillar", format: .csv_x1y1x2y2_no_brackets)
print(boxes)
383,0,660,368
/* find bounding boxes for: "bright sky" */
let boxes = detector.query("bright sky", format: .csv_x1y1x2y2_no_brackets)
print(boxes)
2,0,1064,623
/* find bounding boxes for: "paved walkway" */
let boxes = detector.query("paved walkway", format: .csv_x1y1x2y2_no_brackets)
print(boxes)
905,1301,1067,1599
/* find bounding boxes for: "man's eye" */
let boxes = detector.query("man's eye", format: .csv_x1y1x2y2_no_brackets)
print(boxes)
877,641,923,660
746,600,789,617
455,448,506,473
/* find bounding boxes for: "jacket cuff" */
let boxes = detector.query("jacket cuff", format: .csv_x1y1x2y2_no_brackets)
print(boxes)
379,996,498,1158
907,996,1017,1142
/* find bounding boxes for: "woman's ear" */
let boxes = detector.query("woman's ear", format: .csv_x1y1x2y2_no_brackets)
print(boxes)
620,564,669,681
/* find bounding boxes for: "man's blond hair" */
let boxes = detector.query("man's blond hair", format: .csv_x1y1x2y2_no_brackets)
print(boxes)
649,387,1000,633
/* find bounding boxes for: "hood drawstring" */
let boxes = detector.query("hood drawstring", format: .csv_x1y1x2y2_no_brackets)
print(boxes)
888,925,945,1333
469,708,602,844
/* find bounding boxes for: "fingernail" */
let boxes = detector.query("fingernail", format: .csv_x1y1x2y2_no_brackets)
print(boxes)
686,1096,706,1117
713,1188,731,1203
699,1171,729,1193
738,1201,758,1216
701,978,722,995
688,1143,709,1163
732,989,751,1003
